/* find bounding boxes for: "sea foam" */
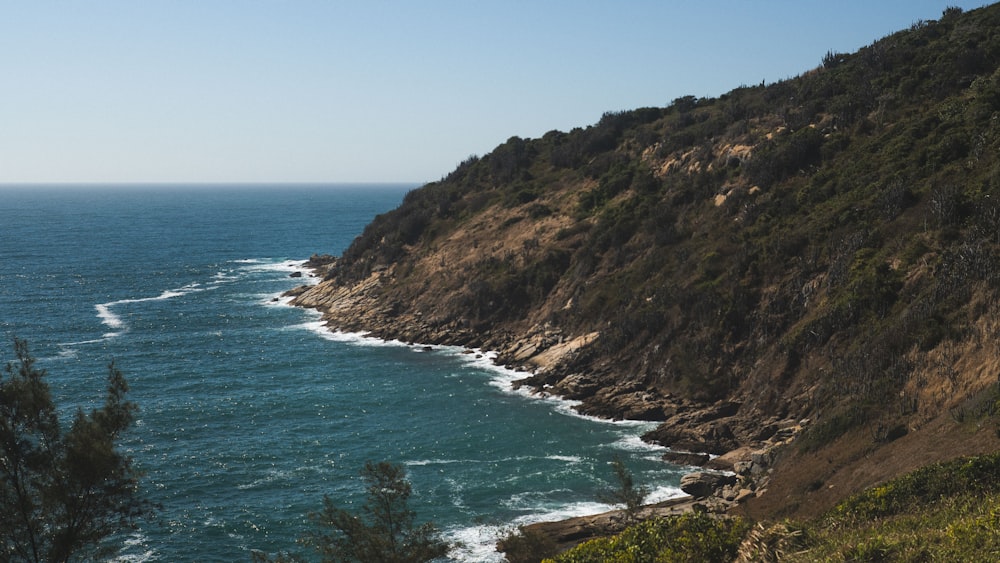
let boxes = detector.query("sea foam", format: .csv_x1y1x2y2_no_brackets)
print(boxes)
276,270,688,563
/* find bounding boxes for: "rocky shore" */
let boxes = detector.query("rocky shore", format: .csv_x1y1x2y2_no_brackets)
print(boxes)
284,257,809,551
286,259,774,451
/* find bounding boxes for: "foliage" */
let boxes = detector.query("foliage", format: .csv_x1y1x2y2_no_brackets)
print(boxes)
300,461,450,563
316,3,1000,458
784,453,1000,562
550,454,1000,562
545,512,750,563
597,457,649,524
0,338,152,563
497,525,559,563
828,452,1000,524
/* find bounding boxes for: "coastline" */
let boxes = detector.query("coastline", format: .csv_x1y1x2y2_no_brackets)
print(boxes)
282,256,799,552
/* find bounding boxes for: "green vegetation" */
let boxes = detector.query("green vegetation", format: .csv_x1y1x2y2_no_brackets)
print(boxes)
0,339,152,563
786,453,1000,562
545,452,1000,562
497,526,559,563
255,461,450,563
597,457,649,525
318,3,1000,451
545,512,750,563
306,5,1000,558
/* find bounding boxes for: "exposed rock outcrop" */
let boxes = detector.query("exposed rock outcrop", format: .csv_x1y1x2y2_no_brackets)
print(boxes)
680,472,736,499
289,2,1000,525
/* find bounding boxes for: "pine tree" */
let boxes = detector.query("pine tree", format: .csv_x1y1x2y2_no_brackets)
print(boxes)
303,461,450,563
0,338,152,562
598,456,650,524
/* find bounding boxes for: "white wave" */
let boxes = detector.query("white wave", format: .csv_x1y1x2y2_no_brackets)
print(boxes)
502,489,579,512
109,532,156,563
646,484,686,504
546,455,583,463
442,348,656,429
445,483,687,562
287,312,665,438
46,281,212,362
37,347,82,363
279,300,688,562
446,525,508,563
446,477,467,510
237,258,308,274
445,499,617,563
305,326,414,349
224,258,319,303
405,458,466,467
93,283,208,334
515,500,617,524
609,433,668,455
95,303,124,329
57,337,109,351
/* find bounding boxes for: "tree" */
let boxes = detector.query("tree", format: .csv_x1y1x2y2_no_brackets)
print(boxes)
496,525,558,563
0,338,152,562
598,457,650,525
302,461,450,563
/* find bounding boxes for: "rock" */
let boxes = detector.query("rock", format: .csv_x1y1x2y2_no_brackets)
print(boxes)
551,373,601,399
772,427,797,440
680,472,736,499
721,484,739,501
735,488,756,503
733,460,753,475
751,449,773,467
752,423,778,441
289,271,303,278
693,400,742,422
642,420,738,455
303,253,336,267
662,451,711,467
514,496,698,554
704,446,754,472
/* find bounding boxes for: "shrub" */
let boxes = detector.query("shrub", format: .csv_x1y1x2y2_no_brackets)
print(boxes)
547,512,749,563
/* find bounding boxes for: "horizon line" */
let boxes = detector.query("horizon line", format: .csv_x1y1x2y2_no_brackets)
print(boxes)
0,181,425,187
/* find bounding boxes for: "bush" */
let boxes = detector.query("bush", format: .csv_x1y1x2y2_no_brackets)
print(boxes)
498,526,559,563
547,512,749,563
299,461,450,563
831,452,1000,524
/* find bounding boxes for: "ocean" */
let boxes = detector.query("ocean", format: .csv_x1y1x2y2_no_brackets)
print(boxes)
0,185,686,561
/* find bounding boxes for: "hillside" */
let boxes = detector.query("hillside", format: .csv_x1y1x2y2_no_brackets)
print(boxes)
290,4,1000,520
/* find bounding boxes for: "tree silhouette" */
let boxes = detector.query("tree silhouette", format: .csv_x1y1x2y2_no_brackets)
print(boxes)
0,338,152,562
598,456,650,524
302,461,450,563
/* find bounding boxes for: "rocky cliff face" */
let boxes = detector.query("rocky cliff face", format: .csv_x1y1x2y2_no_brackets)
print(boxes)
291,5,1000,518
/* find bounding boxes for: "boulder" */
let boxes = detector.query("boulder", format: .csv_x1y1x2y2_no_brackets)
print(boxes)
662,451,711,467
735,488,756,503
680,472,736,499
704,446,754,472
551,373,601,399
642,421,738,455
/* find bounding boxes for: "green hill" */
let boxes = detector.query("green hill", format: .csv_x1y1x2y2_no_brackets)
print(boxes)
290,3,1000,523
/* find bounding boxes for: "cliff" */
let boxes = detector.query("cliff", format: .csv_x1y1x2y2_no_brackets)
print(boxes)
290,4,1000,519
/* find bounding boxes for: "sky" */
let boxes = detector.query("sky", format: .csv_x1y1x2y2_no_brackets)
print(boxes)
0,1,991,184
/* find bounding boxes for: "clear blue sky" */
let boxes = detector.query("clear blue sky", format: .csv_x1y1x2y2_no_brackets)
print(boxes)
0,1,989,184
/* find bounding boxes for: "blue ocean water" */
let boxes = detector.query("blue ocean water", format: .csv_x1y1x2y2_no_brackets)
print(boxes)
0,185,685,561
